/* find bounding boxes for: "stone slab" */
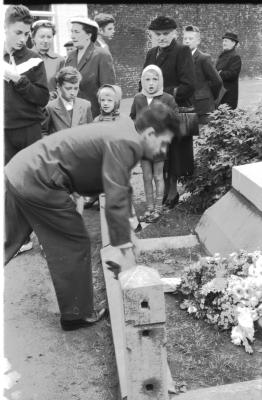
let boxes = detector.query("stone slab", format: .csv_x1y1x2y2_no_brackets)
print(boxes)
195,189,262,256
170,379,262,400
232,162,262,212
137,235,199,252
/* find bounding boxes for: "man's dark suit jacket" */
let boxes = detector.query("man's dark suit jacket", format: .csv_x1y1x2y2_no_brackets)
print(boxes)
216,48,242,109
192,49,222,117
140,39,195,107
5,116,142,246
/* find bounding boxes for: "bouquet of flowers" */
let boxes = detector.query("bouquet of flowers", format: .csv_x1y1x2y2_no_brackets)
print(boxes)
177,250,262,353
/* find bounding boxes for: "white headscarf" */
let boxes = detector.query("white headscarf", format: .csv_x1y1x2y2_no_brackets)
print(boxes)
141,64,164,98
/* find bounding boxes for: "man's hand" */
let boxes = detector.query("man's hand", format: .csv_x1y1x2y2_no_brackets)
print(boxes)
104,244,136,280
120,246,136,270
4,64,22,83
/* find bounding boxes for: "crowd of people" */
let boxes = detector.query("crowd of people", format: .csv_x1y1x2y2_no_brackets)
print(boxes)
4,4,242,331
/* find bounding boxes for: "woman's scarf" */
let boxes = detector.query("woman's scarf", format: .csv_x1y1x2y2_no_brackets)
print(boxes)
141,64,164,98
97,110,120,121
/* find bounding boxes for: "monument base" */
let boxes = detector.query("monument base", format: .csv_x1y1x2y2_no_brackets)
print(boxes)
195,188,262,256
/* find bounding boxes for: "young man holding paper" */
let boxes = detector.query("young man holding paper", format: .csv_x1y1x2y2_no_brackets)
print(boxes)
4,4,49,165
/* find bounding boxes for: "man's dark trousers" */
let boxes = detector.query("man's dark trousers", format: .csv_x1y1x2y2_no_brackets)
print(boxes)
5,178,94,320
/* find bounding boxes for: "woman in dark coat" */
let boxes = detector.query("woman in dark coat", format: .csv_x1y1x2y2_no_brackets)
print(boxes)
140,16,195,208
65,17,116,118
216,32,242,109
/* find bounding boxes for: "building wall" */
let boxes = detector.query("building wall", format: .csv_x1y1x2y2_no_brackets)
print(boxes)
87,3,262,97
53,4,88,56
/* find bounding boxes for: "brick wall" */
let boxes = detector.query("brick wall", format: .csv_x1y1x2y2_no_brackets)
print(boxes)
88,3,262,98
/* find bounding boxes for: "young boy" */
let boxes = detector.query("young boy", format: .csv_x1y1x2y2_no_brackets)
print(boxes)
94,13,115,53
42,66,93,134
43,66,93,213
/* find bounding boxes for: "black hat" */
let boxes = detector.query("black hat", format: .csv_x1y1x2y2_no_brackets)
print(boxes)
148,16,177,31
222,32,239,43
64,41,74,47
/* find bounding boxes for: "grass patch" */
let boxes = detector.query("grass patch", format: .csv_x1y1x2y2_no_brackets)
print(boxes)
166,293,262,390
138,247,262,390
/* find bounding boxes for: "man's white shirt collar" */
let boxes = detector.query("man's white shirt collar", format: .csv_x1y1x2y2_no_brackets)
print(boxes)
61,97,74,111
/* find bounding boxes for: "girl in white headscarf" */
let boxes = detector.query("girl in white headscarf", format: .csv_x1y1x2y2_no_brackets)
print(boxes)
130,65,178,223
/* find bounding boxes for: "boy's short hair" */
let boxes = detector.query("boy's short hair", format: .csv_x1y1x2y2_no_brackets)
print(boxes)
56,67,82,86
94,13,115,29
135,101,179,136
5,4,33,26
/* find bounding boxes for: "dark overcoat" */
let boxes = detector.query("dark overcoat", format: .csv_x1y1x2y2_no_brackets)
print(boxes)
216,48,242,109
140,39,195,107
65,42,116,117
140,39,195,177
192,49,222,118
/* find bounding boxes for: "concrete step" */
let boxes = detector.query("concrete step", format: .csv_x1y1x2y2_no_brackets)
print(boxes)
170,379,262,400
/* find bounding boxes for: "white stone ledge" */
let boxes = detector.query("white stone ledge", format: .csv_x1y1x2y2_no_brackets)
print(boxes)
232,162,262,212
137,234,199,252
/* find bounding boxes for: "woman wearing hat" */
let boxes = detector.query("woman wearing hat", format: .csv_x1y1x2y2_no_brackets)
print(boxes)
140,16,195,209
31,20,65,93
65,17,116,118
216,32,242,109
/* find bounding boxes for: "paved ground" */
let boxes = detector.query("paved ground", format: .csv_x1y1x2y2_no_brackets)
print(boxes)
3,79,262,400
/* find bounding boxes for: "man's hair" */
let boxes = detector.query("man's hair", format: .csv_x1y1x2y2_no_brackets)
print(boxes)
184,25,200,37
31,20,56,37
56,67,82,86
135,101,179,136
94,13,115,29
5,4,33,26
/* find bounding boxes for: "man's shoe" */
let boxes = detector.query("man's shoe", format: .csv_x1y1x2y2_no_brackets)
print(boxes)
60,308,108,331
15,240,33,256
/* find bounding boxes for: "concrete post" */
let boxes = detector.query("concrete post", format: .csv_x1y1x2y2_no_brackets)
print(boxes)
119,265,168,400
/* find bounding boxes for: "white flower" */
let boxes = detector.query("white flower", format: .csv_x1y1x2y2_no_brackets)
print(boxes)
231,325,243,345
188,305,197,314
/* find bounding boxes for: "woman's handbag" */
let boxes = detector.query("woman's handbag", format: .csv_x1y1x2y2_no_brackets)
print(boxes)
178,106,199,138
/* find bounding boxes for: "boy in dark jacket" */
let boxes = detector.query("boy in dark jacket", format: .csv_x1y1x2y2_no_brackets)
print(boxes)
4,4,49,164
183,25,222,124
4,4,49,253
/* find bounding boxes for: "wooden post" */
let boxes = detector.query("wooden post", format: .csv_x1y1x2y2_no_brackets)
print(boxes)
99,193,173,399
119,265,168,400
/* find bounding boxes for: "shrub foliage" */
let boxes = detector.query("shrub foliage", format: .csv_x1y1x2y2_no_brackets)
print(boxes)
181,102,262,212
